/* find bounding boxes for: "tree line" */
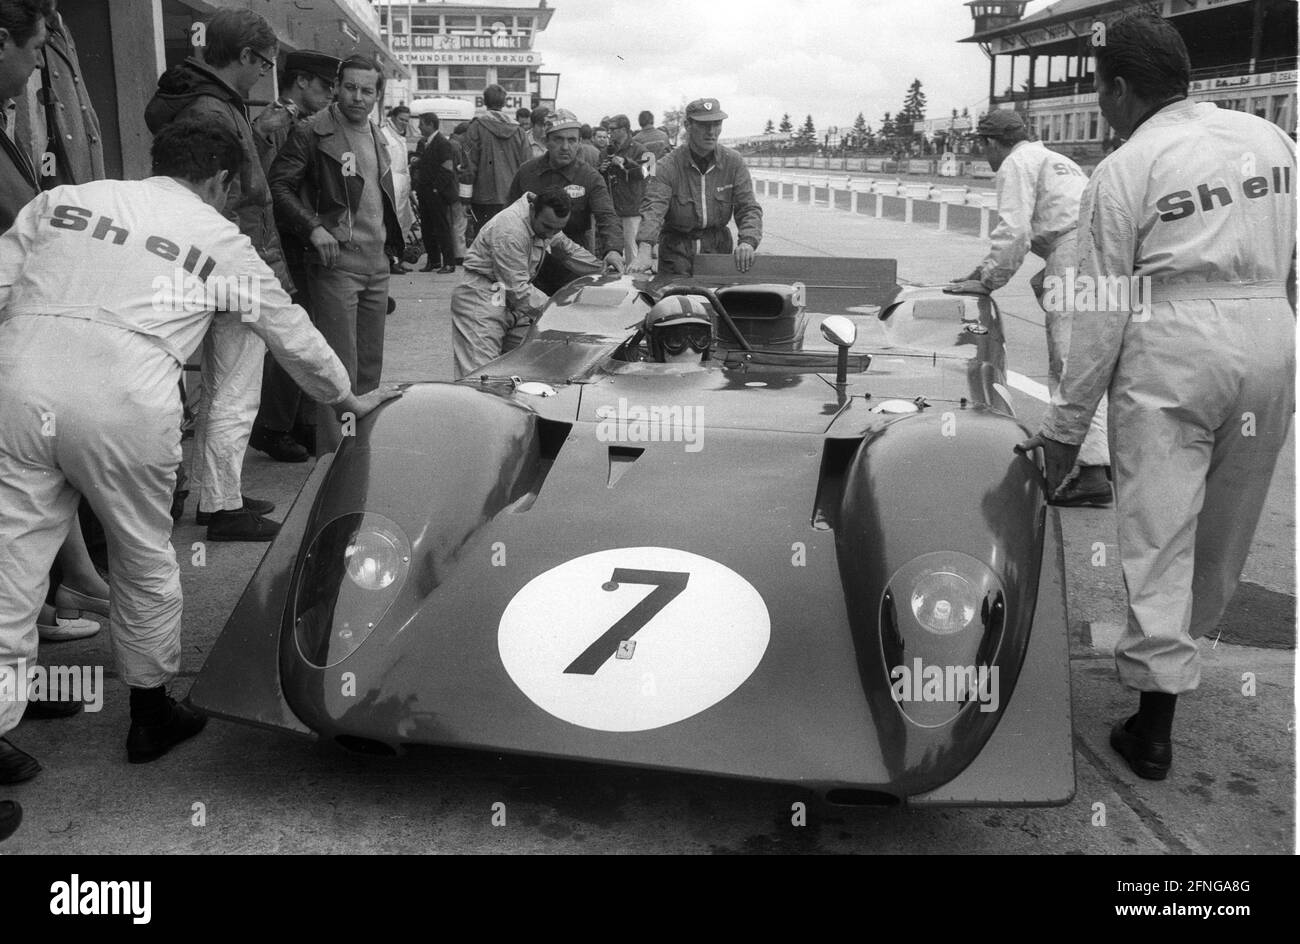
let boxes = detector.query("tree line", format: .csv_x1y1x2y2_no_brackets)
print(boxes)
760,79,966,150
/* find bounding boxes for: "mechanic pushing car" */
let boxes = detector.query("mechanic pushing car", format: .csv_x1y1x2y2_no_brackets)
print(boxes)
632,98,762,277
642,295,715,364
0,121,401,800
451,186,605,378
1019,13,1296,781
947,109,1111,507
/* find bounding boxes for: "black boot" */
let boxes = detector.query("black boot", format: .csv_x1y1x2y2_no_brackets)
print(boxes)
1051,465,1113,507
126,687,207,764
1110,692,1176,780
0,800,21,842
250,425,309,463
205,508,281,542
0,738,41,784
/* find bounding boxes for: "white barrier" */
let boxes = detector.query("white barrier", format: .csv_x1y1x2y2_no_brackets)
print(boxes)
752,168,994,237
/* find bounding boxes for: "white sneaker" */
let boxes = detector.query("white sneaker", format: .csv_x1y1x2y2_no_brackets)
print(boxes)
38,615,101,642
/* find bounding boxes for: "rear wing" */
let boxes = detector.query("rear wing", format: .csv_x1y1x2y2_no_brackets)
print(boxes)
668,254,903,315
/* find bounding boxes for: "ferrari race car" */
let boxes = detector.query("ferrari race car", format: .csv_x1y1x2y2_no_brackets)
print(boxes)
191,255,1074,807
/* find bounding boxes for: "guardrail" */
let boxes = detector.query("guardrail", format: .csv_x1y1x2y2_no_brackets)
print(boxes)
751,169,999,239
744,154,997,179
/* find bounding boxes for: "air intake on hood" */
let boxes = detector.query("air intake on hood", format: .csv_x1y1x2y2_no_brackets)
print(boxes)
607,446,645,488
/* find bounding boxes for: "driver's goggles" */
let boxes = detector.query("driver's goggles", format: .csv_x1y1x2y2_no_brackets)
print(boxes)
659,325,712,355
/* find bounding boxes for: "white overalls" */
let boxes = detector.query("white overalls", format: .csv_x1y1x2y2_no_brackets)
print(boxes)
0,177,350,736
980,139,1109,468
1041,101,1296,692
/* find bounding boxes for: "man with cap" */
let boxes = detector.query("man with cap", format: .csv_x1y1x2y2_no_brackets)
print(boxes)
506,108,623,294
450,186,604,378
948,107,1111,507
633,98,762,277
249,48,339,464
251,49,338,170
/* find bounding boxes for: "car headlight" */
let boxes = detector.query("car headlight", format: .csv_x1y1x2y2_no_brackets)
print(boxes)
294,513,411,667
345,526,406,590
880,551,1006,727
909,572,978,635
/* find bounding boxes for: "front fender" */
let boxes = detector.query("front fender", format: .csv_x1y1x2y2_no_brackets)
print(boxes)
835,405,1046,795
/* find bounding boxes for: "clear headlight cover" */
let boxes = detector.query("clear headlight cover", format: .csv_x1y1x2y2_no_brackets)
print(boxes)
345,526,406,590
294,513,411,667
909,571,978,635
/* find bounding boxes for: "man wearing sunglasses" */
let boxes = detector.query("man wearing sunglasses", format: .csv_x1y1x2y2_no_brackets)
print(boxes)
145,8,291,542
643,295,715,364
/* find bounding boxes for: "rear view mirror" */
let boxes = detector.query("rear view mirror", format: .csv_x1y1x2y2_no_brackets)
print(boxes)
820,315,857,349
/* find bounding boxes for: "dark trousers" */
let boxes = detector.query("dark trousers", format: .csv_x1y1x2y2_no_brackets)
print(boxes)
532,229,595,295
470,202,504,232
254,290,314,433
306,263,389,455
418,190,456,267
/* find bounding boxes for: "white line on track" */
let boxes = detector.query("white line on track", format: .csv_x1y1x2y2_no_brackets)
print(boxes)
1005,370,1050,403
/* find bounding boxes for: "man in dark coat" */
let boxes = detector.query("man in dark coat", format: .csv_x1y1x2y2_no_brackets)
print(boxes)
462,83,530,226
268,56,405,456
0,0,47,233
413,112,458,273
247,49,339,464
11,0,103,188
143,7,289,541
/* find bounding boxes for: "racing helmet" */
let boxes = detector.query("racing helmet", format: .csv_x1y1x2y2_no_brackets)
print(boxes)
643,295,715,362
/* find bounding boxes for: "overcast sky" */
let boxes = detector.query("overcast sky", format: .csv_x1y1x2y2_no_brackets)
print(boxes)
538,0,1056,137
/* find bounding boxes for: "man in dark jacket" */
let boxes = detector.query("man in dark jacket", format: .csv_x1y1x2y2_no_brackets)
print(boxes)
576,124,600,167
413,112,457,273
248,49,339,464
632,110,670,161
506,109,623,294
143,7,289,542
602,114,648,263
463,83,530,226
11,0,103,188
268,55,404,456
0,0,47,233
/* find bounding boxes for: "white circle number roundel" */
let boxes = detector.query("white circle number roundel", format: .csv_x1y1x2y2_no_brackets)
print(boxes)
498,547,770,732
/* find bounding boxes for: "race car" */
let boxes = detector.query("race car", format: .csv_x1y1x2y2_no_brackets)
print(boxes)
190,254,1074,807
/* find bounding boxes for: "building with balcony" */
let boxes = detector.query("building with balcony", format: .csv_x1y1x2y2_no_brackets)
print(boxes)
961,0,1297,162
374,1,559,113
47,0,404,180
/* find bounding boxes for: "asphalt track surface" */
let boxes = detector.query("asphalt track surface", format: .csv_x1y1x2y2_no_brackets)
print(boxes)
3,195,1293,855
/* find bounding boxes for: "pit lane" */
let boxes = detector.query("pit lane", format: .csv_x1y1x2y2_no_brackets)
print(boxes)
5,196,1292,854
